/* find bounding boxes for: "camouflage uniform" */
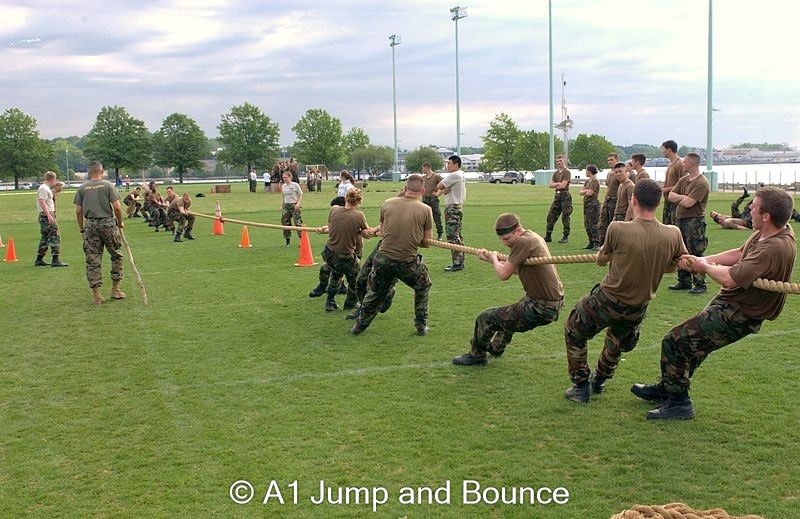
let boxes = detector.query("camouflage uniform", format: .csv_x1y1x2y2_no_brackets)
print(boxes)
598,197,616,245
37,213,61,257
356,252,431,330
83,218,123,288
583,199,601,245
323,246,359,307
422,196,443,238
662,201,678,226
659,297,762,393
565,284,648,384
676,217,708,288
473,296,562,357
167,207,195,234
281,204,303,239
545,191,572,237
445,205,464,266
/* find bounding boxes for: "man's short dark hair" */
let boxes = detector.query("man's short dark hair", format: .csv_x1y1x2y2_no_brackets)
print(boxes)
631,153,646,166
755,186,793,227
633,179,662,210
661,140,678,153
330,196,345,207
448,155,461,168
422,162,431,168
614,162,627,170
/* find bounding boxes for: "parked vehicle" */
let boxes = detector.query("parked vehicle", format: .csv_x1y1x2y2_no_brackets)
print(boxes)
484,172,505,183
498,172,524,184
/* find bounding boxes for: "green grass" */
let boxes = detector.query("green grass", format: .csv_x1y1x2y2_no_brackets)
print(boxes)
1,182,799,518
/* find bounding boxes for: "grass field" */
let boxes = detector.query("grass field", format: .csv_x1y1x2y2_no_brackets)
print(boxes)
1,181,799,518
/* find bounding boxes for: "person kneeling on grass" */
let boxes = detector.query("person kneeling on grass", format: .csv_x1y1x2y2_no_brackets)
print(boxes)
452,213,564,366
632,186,796,420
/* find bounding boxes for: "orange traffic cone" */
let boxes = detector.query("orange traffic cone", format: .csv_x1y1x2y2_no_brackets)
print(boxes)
3,237,18,262
238,226,252,248
295,230,318,267
212,201,224,235
0,234,4,247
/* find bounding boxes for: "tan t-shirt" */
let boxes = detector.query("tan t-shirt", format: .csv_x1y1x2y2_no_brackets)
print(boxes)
508,230,564,301
551,168,571,193
378,197,433,261
601,218,687,306
583,177,600,203
635,169,650,183
718,225,796,320
327,206,368,255
614,179,635,218
605,173,620,199
663,157,686,193
169,197,190,211
673,174,710,219
423,173,443,196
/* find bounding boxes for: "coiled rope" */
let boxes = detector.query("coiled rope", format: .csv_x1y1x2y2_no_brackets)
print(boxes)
190,212,799,294
610,502,764,519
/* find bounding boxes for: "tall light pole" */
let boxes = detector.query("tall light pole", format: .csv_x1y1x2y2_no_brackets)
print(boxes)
389,34,401,178
450,6,468,155
704,0,718,191
547,0,554,170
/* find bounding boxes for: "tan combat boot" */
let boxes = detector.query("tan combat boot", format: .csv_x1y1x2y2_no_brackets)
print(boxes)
92,287,104,305
111,280,126,300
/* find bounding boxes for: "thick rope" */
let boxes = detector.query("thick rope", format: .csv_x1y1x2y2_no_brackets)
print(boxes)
610,502,764,519
119,229,149,306
190,211,796,293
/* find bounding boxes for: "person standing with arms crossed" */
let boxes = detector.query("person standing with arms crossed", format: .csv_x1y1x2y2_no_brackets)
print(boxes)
280,171,303,247
544,154,572,243
580,164,601,250
667,152,710,295
74,160,126,305
437,155,466,271
563,179,686,403
351,174,433,336
421,162,444,241
451,213,564,366
35,170,69,267
633,186,796,420
660,139,685,225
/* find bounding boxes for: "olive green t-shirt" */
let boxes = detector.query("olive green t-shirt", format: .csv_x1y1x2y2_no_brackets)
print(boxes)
327,206,368,255
423,173,443,197
604,173,620,199
673,174,710,219
601,218,687,306
583,177,600,203
719,225,796,320
73,179,119,218
508,230,564,301
614,179,635,218
551,168,571,192
378,197,433,261
663,157,685,192
169,197,190,211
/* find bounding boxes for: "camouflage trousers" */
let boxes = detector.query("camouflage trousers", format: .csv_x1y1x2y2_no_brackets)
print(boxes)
676,217,708,288
37,213,61,257
281,203,303,239
564,284,648,384
423,196,443,237
83,217,123,288
598,196,616,245
167,209,195,234
322,246,359,306
662,200,678,226
472,295,563,356
583,200,601,244
659,298,762,393
356,251,431,330
445,205,464,266
546,192,572,236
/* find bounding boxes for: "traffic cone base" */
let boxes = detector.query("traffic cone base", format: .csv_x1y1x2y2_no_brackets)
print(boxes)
295,230,318,267
238,226,252,248
212,218,225,235
3,237,18,262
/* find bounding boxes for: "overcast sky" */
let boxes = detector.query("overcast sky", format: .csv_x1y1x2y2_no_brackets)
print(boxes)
2,0,798,151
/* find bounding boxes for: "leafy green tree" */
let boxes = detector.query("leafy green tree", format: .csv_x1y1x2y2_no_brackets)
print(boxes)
568,133,617,169
84,106,152,182
291,109,344,168
350,145,394,175
512,130,559,171
343,127,371,157
616,143,659,161
0,108,56,188
152,113,209,184
51,138,86,180
403,146,445,174
481,113,520,171
217,102,280,174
